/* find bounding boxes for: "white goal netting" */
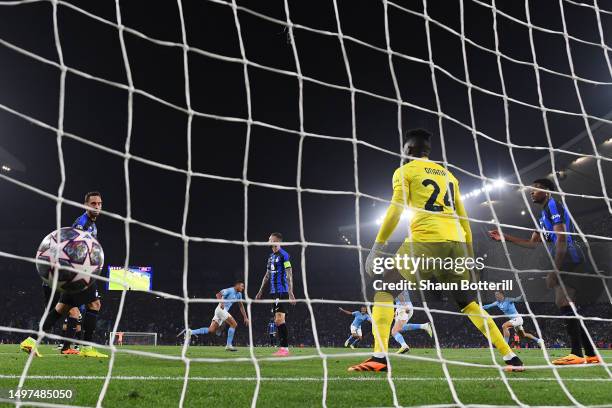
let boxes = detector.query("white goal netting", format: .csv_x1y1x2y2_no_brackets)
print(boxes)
0,0,611,407
108,332,157,347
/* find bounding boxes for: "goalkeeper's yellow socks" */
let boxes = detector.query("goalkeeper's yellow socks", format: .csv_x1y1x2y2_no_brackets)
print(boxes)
372,291,395,357
462,301,513,358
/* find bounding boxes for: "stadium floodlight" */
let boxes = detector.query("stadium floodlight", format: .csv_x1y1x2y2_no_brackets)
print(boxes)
462,179,504,201
401,209,414,221
493,178,505,188
521,210,526,215
1,164,11,172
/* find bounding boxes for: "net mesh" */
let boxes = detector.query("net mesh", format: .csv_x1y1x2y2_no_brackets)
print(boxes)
108,332,157,346
0,0,610,407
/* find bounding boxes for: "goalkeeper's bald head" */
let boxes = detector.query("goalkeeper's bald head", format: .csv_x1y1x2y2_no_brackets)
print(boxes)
403,128,432,159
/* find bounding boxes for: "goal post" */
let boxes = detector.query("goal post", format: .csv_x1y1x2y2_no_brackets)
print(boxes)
108,332,158,347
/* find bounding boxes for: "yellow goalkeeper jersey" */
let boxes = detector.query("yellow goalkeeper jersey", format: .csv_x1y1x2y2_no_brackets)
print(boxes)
375,158,471,243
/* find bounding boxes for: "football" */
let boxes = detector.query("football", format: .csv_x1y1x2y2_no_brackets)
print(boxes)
35,227,104,294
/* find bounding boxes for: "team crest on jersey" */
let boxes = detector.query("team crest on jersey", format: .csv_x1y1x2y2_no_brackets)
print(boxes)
539,219,552,241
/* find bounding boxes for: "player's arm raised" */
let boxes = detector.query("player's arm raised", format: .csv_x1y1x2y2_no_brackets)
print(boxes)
338,307,353,315
506,295,523,303
366,169,406,276
255,272,270,300
482,301,497,310
488,229,542,249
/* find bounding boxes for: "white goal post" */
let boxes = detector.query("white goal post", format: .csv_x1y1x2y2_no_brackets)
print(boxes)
108,332,158,347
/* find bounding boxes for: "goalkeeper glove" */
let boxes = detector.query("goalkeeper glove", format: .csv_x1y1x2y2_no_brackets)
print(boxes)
365,242,389,277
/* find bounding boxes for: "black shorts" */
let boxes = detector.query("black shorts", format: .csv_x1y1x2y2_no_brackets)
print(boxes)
42,285,60,306
59,283,100,308
271,292,289,315
559,260,602,306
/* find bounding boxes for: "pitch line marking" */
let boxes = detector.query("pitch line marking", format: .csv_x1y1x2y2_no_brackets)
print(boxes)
0,375,609,382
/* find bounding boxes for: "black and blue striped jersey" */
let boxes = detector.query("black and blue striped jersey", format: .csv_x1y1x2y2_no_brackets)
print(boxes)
538,198,583,264
266,248,291,294
72,212,98,239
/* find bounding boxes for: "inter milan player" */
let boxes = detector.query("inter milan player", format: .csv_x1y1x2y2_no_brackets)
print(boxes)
391,290,432,354
255,232,296,357
339,306,371,349
21,191,106,358
489,178,600,365
267,319,277,346
483,292,543,346
348,129,523,372
57,305,85,352
180,281,249,351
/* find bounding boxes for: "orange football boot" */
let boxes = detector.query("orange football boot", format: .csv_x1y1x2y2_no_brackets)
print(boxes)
348,357,387,372
552,354,586,365
585,355,601,364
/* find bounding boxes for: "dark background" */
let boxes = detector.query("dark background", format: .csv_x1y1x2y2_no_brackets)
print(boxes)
0,0,610,344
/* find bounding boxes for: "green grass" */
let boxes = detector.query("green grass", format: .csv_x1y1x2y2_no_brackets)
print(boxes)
0,344,610,407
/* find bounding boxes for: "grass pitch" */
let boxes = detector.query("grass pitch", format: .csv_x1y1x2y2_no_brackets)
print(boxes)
0,344,610,407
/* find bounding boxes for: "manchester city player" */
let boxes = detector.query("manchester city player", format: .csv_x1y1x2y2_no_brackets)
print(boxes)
181,281,249,351
483,292,543,346
339,306,371,348
349,129,523,372
489,178,600,365
391,290,432,354
22,191,106,358
255,232,296,357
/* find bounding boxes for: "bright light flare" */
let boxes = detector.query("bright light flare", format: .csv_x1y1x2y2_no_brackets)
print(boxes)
375,209,414,225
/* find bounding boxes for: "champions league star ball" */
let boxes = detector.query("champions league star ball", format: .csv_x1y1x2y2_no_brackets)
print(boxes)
35,227,104,294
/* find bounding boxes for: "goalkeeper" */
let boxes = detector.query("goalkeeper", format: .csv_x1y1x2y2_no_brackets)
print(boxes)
348,129,524,372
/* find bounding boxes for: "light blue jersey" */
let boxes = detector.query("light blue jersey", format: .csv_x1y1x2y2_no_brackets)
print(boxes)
220,287,243,311
483,295,522,317
395,290,413,310
351,311,371,328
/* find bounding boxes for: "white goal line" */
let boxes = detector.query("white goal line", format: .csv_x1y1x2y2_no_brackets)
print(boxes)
0,374,609,382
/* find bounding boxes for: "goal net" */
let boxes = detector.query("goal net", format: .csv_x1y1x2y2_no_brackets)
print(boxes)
0,0,610,407
108,332,157,347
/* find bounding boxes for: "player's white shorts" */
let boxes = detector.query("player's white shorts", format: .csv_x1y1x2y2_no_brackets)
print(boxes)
350,325,363,337
508,316,524,331
212,305,231,325
395,307,413,322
